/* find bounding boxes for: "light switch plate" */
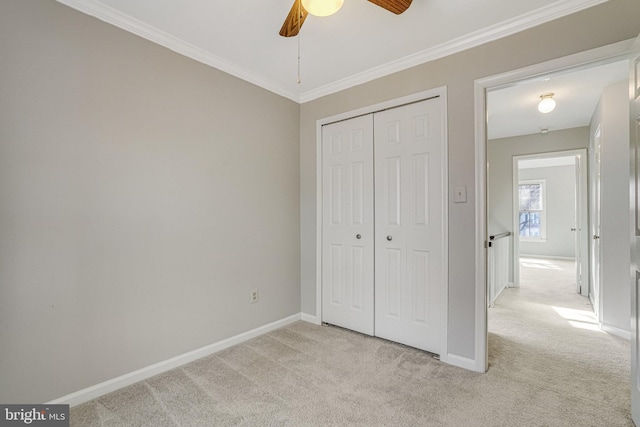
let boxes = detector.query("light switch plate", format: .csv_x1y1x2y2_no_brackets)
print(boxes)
454,186,467,203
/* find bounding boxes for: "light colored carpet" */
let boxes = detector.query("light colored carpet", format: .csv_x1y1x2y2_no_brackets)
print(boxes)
71,258,632,426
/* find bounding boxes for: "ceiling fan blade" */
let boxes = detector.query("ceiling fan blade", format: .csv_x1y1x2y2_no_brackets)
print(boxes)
279,0,309,37
367,0,412,14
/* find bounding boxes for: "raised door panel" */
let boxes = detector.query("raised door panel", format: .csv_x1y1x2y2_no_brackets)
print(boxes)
411,250,430,325
322,115,374,335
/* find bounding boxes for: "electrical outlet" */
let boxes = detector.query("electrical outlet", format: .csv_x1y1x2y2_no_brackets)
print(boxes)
454,186,467,203
250,288,258,304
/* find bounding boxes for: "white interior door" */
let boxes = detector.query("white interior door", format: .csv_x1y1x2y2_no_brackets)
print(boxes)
574,151,589,297
574,155,581,294
321,115,374,335
629,33,640,427
591,126,602,317
374,98,445,353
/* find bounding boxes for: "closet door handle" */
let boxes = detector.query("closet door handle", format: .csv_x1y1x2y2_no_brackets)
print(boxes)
386,235,393,241
356,234,361,239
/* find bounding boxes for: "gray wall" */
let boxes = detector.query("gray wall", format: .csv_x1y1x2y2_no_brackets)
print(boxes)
300,0,640,360
519,165,577,259
0,1,300,403
591,80,630,334
488,128,589,239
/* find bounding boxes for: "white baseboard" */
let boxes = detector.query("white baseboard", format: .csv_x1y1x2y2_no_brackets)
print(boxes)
301,312,321,325
48,313,302,407
445,353,478,372
601,323,631,341
491,282,510,304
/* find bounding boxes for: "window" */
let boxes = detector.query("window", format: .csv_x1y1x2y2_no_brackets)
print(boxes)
518,180,546,240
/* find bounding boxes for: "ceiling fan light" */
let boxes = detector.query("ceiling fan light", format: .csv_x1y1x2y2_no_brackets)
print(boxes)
537,93,556,114
301,0,344,17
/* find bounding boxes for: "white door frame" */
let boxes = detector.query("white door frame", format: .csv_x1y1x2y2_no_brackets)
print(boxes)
314,87,449,362
473,39,634,372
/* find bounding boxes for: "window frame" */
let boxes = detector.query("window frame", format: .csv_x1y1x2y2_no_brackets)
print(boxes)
518,179,547,242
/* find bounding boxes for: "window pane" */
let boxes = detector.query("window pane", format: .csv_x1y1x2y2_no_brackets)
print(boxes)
519,212,541,237
519,184,542,211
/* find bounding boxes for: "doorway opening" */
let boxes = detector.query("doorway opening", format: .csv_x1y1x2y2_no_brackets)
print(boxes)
512,151,589,299
474,39,633,372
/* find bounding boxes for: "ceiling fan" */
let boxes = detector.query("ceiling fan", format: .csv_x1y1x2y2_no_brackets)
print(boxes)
279,0,412,37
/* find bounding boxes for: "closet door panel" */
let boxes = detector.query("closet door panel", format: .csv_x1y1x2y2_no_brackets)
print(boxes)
374,98,444,353
322,115,375,335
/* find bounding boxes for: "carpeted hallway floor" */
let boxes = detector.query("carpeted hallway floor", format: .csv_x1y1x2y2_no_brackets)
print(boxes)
71,257,632,426
487,257,631,426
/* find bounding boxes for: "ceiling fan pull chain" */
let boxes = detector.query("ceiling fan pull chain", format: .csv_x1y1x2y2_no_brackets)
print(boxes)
297,1,302,84
297,34,301,84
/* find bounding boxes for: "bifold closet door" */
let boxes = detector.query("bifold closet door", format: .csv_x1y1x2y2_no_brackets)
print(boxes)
321,114,375,336
374,98,444,354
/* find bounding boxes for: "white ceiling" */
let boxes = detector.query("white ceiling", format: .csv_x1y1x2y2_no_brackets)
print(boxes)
57,0,608,103
487,60,629,139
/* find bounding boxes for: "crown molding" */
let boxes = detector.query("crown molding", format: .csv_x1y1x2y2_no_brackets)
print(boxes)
299,0,609,103
55,0,301,102
57,0,607,105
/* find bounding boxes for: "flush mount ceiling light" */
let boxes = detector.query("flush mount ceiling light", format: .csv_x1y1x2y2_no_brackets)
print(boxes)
537,93,556,114
301,0,344,16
